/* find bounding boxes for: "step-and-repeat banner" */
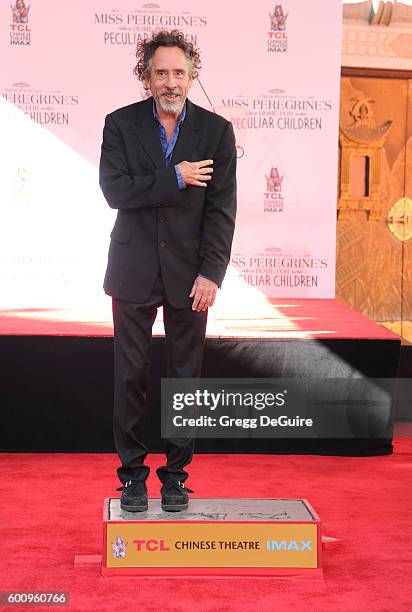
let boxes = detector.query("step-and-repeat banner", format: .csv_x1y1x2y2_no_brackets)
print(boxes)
0,1,342,311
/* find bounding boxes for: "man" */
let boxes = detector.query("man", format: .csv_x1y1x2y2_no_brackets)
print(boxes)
99,30,237,512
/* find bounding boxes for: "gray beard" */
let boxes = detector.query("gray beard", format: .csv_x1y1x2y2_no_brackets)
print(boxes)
158,95,185,114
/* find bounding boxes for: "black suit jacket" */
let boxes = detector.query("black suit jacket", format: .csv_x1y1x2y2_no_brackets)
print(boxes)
99,96,237,308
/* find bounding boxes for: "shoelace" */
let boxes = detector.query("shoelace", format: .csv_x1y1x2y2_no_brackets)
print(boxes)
164,481,194,494
116,480,146,492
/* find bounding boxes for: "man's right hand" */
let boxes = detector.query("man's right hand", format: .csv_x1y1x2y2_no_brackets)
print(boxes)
177,159,214,188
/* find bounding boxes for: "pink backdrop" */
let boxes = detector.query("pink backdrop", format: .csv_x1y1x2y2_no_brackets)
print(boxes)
0,0,342,315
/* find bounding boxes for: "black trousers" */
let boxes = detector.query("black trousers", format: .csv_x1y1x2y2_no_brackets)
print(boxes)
112,272,208,486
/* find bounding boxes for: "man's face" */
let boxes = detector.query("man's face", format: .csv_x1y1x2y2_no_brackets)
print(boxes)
144,46,193,114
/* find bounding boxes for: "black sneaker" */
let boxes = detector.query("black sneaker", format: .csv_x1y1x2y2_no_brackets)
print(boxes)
160,481,193,512
116,480,148,512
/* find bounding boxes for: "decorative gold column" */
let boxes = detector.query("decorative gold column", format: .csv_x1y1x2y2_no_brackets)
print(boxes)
338,98,392,221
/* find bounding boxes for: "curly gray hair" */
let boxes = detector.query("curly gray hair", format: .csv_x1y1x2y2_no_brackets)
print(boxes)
133,30,201,81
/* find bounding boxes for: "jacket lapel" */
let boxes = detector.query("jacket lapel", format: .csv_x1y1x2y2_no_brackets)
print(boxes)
132,97,165,169
170,99,202,166
131,97,202,169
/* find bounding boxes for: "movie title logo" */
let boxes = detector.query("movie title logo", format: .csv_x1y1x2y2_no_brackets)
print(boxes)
231,252,328,288
264,166,284,212
268,3,288,53
94,6,207,47
10,0,31,46
220,92,332,132
1,84,79,126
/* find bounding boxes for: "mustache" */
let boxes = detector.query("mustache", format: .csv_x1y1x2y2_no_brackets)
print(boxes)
160,89,180,95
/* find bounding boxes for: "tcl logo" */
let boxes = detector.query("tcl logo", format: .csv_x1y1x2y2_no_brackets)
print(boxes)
267,31,287,39
10,24,31,31
133,539,170,552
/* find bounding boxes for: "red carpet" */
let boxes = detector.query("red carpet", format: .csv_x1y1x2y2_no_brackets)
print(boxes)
1,441,411,611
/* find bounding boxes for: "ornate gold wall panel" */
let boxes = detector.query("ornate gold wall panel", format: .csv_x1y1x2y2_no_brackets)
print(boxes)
336,77,412,338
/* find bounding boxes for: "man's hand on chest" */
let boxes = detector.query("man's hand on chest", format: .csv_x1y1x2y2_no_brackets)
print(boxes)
177,159,214,188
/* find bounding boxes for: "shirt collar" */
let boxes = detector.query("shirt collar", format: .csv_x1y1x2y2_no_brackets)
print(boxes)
152,98,187,126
